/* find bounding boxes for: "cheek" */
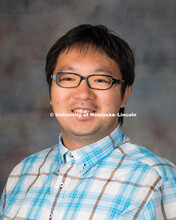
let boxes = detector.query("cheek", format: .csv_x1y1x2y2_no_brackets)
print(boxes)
100,90,122,112
51,95,64,109
51,85,70,103
50,87,73,114
50,88,63,109
103,90,122,104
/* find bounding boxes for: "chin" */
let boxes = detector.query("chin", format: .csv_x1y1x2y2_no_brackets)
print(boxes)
60,118,118,140
70,126,99,137
60,122,100,137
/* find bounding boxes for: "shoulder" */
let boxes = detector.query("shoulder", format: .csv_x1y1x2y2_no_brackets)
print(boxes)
119,139,176,182
9,145,58,177
0,145,59,214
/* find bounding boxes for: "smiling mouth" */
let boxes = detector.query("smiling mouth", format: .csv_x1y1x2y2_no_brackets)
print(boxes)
72,109,95,114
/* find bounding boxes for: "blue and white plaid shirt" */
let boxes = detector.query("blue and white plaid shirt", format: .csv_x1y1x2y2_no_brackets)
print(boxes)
1,126,176,220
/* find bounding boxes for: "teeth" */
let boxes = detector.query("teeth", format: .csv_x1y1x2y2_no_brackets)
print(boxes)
73,109,93,114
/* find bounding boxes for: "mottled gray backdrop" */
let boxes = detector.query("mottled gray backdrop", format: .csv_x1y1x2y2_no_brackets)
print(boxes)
0,0,176,194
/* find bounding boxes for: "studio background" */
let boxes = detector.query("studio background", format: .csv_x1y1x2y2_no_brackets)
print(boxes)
0,0,176,195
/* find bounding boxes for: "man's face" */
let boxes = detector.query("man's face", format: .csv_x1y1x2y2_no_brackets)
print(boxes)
50,47,131,149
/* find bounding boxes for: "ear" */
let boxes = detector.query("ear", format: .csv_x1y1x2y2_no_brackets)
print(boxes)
120,86,131,108
50,100,52,105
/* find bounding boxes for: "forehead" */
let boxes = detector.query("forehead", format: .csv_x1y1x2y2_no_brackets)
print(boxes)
54,46,121,78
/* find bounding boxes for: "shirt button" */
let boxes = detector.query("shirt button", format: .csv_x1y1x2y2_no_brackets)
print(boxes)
60,182,64,188
82,163,86,170
58,164,62,172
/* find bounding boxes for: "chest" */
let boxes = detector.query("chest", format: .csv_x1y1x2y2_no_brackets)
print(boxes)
3,163,156,220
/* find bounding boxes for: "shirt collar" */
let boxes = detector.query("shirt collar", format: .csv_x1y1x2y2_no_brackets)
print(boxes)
57,137,70,165
58,125,123,175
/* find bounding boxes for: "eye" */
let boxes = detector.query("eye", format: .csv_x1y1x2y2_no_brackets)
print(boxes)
58,74,76,82
59,77,75,82
92,76,111,84
94,78,109,83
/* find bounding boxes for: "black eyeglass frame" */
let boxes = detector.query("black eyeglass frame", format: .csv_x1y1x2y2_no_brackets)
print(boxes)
51,72,125,90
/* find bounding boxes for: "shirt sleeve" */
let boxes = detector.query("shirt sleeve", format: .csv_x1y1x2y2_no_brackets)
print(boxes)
139,177,176,219
160,178,176,219
0,160,24,217
118,177,176,220
0,190,5,219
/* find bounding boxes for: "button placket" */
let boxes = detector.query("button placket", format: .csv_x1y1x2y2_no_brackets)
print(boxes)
58,163,62,172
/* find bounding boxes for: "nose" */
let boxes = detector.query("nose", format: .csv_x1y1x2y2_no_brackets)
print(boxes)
72,78,95,100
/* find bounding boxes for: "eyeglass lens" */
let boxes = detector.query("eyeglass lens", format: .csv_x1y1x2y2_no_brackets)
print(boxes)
57,73,113,89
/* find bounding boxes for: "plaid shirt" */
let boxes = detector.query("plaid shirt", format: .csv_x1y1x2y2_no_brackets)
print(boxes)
1,126,176,220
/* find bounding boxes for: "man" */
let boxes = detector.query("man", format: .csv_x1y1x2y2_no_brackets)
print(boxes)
1,24,176,220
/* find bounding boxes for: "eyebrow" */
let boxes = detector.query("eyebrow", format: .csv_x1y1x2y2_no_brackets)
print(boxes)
58,66,75,72
58,66,114,75
94,68,113,75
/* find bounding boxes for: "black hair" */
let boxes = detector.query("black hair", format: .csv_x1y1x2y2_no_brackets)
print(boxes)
45,24,135,125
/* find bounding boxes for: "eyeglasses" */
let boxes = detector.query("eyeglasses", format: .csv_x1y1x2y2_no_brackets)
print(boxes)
51,72,125,90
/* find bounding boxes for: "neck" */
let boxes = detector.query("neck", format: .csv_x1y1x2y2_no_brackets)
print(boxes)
61,133,102,151
60,126,117,151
